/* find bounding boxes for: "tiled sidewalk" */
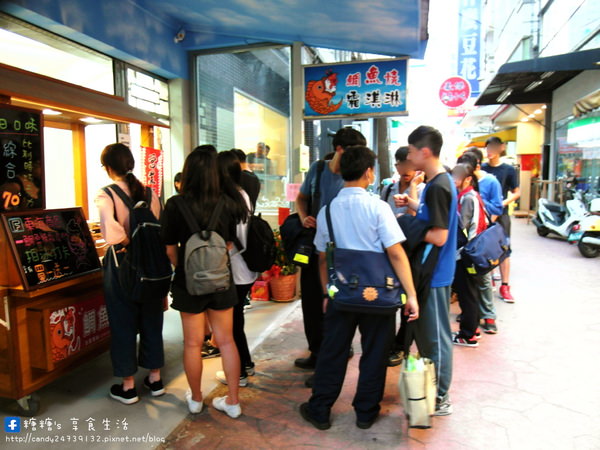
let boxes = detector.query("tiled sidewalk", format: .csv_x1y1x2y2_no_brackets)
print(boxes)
160,219,600,449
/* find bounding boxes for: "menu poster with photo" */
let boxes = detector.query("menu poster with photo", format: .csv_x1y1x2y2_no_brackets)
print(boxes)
0,105,44,212
2,208,101,290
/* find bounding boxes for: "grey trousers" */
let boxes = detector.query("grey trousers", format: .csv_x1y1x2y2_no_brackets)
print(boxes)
413,286,453,399
477,272,497,320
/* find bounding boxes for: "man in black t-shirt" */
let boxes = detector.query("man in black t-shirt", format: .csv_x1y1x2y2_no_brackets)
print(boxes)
482,137,520,303
232,149,260,209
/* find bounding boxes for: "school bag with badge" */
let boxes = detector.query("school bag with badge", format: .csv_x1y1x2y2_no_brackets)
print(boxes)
324,203,405,314
103,184,172,303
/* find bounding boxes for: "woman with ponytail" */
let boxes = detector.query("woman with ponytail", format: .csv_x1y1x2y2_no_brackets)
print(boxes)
95,143,165,404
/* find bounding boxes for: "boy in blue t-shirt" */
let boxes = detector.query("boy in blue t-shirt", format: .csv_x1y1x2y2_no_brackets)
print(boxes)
399,125,458,416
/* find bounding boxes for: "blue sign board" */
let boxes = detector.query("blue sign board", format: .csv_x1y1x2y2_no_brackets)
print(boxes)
304,58,408,118
457,0,482,97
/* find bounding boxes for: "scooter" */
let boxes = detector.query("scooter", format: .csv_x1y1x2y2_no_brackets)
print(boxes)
532,189,588,239
568,198,600,258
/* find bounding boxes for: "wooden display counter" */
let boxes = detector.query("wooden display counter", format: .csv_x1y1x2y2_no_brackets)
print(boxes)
0,207,109,415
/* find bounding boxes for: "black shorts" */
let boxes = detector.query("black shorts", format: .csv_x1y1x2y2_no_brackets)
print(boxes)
170,282,238,314
496,213,511,237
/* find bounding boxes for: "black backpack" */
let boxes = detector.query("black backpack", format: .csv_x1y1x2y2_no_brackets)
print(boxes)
235,210,276,273
103,184,172,303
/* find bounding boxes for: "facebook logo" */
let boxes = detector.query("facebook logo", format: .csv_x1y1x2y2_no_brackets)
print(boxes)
4,417,21,433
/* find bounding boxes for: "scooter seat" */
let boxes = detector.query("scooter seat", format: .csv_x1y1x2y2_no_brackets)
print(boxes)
545,201,566,214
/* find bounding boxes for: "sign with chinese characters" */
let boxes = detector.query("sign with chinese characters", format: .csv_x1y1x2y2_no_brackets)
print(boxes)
49,293,110,363
439,76,471,108
0,105,44,212
457,0,482,97
304,58,408,119
141,146,163,198
1,207,101,290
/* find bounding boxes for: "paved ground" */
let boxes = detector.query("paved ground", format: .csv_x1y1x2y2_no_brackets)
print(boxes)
159,218,600,449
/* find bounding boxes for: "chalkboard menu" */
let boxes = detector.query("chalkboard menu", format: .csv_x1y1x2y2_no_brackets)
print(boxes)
0,105,44,212
1,208,101,290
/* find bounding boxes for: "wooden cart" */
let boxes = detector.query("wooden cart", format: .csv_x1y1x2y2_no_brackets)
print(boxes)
0,208,109,416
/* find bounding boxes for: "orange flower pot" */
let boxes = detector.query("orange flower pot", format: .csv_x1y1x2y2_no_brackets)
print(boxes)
269,273,297,302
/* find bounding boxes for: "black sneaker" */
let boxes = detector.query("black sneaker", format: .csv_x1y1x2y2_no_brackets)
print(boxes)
110,384,139,405
482,319,498,334
294,354,317,369
143,376,165,397
245,361,256,376
299,402,331,430
202,342,221,359
452,332,479,348
356,415,378,429
388,350,404,367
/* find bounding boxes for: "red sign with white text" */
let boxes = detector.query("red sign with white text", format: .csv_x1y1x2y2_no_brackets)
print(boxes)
439,76,471,108
141,147,163,198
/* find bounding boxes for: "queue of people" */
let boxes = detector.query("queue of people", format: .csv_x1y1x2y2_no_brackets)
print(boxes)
94,127,518,426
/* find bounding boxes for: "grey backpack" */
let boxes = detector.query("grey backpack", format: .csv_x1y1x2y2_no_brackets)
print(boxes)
174,196,231,296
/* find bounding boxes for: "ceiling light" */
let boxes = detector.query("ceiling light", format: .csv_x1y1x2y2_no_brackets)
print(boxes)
528,114,535,118
496,88,512,103
534,109,542,114
80,117,102,124
540,71,554,79
42,108,62,115
541,104,547,109
524,80,543,92
521,117,529,122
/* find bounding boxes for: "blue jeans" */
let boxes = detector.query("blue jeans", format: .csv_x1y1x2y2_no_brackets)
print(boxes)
103,248,165,377
477,272,496,320
413,286,453,399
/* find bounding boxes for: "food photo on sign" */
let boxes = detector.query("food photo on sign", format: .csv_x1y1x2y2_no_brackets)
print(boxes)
304,58,408,118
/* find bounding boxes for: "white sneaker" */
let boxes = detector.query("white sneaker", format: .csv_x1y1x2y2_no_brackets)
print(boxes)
212,395,242,418
216,370,248,387
185,390,203,414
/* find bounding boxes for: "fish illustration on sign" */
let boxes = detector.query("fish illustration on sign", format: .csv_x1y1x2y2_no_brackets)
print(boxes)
305,70,342,115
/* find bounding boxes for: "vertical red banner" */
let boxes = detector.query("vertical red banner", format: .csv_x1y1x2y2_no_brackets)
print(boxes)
141,146,163,198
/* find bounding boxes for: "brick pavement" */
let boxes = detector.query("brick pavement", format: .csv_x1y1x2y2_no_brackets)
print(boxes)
159,219,600,449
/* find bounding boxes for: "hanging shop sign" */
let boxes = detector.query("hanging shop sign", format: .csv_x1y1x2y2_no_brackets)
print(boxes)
0,105,44,212
141,146,163,198
304,58,408,119
457,0,482,97
1,207,101,290
439,76,471,108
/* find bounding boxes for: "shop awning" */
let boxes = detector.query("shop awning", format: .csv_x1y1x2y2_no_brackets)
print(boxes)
475,48,600,106
125,0,430,59
574,89,600,117
467,128,517,147
0,63,167,127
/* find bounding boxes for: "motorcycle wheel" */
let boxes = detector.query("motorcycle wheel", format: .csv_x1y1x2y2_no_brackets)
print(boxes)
578,233,599,258
536,225,550,237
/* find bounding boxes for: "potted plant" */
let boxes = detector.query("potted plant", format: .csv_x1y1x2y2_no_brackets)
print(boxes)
267,229,298,302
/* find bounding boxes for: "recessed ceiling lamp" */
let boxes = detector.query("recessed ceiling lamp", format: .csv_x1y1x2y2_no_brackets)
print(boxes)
528,114,535,118
521,117,529,122
524,80,543,92
42,108,62,115
80,117,102,124
496,88,513,102
541,105,547,109
540,71,554,79
534,109,542,114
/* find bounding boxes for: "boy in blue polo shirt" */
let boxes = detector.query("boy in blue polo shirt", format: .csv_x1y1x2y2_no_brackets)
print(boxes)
299,145,418,430
400,125,458,416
